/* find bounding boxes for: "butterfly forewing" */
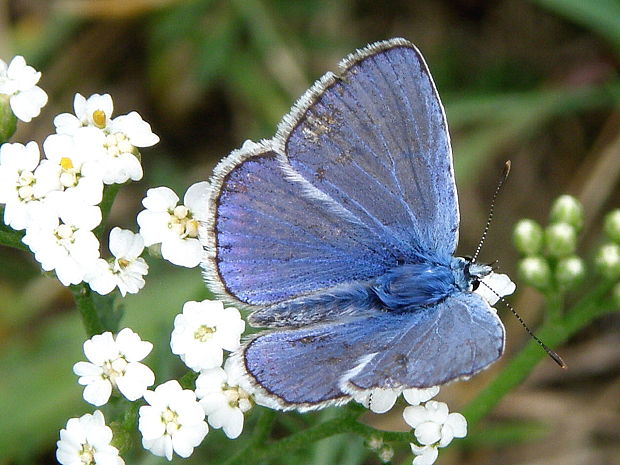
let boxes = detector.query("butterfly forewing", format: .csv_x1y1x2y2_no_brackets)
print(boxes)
205,142,397,307
278,39,459,262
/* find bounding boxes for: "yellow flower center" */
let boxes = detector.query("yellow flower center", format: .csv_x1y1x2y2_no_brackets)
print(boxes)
92,109,107,129
169,207,199,239
194,325,215,342
162,408,181,434
102,357,128,384
79,443,95,464
222,384,252,411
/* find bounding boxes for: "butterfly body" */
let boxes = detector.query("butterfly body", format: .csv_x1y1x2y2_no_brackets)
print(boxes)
202,38,509,411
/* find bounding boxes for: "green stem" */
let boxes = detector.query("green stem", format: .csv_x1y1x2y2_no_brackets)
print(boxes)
70,283,105,337
543,289,563,321
94,183,121,240
463,281,616,427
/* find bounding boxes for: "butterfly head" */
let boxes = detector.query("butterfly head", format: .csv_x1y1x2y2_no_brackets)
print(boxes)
452,257,493,293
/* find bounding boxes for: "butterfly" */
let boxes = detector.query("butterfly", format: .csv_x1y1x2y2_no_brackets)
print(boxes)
200,38,513,412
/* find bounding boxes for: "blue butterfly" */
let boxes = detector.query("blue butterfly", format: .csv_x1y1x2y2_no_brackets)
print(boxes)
201,38,507,411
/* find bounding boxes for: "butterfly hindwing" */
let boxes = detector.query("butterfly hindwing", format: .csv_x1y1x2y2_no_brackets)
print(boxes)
237,292,504,411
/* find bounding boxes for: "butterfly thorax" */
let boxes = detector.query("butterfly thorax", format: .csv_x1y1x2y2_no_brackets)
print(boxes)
372,258,492,311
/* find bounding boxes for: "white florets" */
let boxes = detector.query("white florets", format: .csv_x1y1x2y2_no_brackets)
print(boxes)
73,328,155,406
170,299,245,371
0,55,48,122
138,380,209,460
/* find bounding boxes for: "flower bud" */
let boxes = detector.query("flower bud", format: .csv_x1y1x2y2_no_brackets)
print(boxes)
595,243,620,280
603,209,620,244
555,256,585,289
513,219,544,256
0,94,17,143
378,446,394,463
365,436,383,451
545,222,577,258
518,256,551,290
549,195,584,231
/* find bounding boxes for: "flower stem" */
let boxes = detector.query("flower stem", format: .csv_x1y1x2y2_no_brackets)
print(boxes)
94,183,121,240
70,283,105,337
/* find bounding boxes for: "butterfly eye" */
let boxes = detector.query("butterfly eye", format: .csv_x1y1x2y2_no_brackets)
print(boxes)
471,279,481,291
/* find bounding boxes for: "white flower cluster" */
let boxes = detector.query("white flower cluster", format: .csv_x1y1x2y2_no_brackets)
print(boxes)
63,300,249,463
170,300,251,440
57,410,124,465
139,380,209,461
137,182,209,268
357,386,467,465
73,328,155,406
132,299,249,461
0,55,48,122
0,92,158,294
405,399,467,465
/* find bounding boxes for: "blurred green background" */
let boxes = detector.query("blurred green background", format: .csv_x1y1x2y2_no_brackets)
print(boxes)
1,0,619,464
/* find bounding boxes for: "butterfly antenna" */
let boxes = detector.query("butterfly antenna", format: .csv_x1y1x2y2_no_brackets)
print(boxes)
472,160,512,262
480,281,567,368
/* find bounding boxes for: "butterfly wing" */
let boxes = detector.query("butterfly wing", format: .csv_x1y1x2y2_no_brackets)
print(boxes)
203,38,458,309
236,292,504,411
276,38,458,262
203,141,399,307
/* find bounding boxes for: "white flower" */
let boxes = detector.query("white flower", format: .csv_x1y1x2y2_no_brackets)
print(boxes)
86,228,149,296
22,199,101,286
403,401,467,447
139,380,208,460
56,410,124,465
410,444,438,465
137,182,209,267
0,55,48,122
403,386,440,406
54,93,114,134
170,299,245,371
353,388,400,414
54,93,159,184
0,141,57,230
475,272,516,306
38,128,106,204
73,328,154,406
195,361,252,439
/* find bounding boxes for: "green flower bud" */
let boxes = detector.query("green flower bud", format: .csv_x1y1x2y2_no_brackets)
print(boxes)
595,243,620,280
604,209,620,244
518,256,551,290
545,222,577,258
555,256,585,289
513,219,544,256
550,195,584,231
0,94,17,143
